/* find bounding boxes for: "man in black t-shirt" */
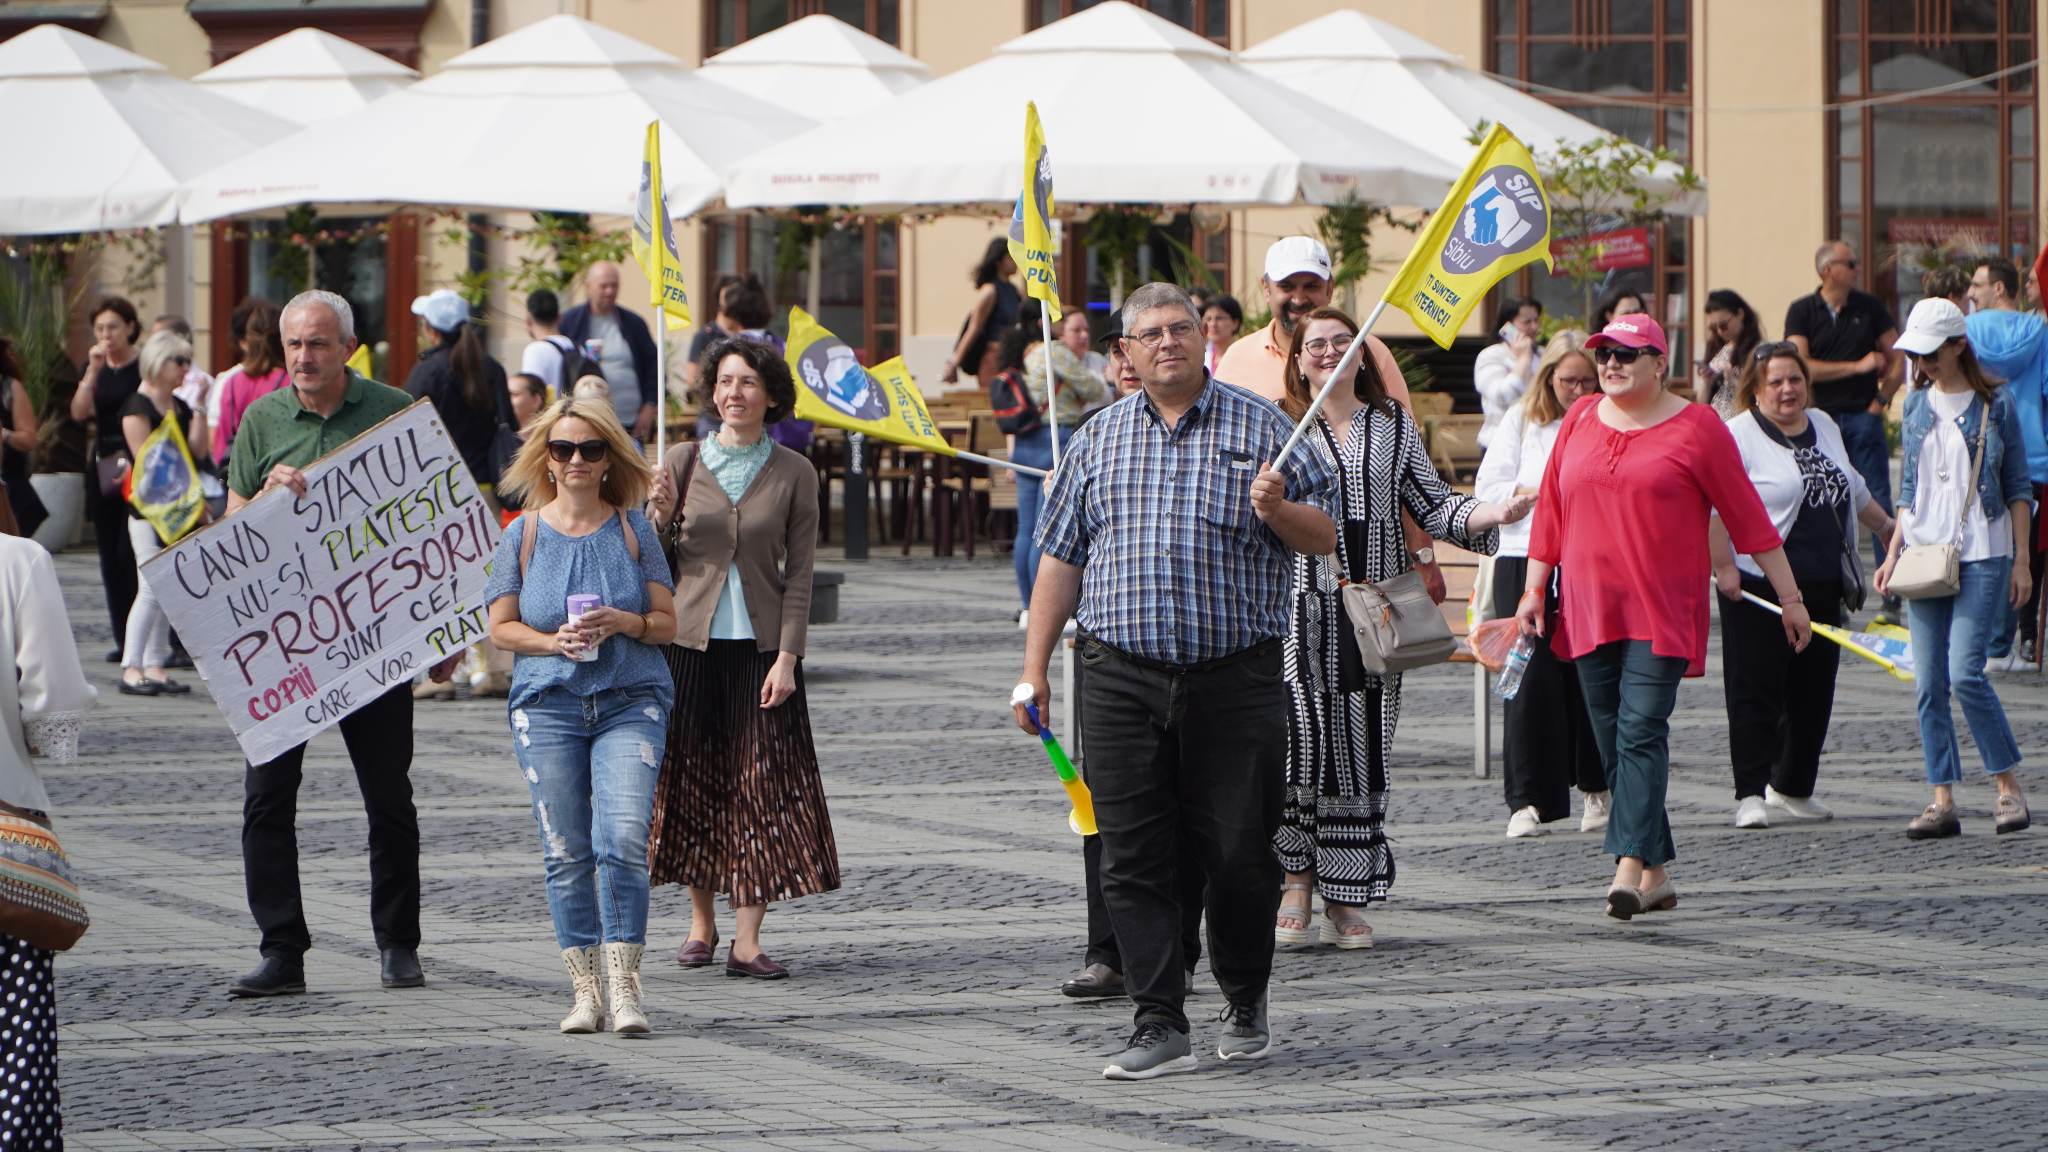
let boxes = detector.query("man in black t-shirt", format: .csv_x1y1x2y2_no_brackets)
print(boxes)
1785,240,1901,616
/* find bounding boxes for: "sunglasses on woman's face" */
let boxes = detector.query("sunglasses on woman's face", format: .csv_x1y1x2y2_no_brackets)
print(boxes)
1751,340,1798,362
546,439,608,463
171,356,192,368
1591,346,1647,366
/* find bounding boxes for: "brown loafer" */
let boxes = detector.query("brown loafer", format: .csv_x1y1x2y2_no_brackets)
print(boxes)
725,949,788,980
676,935,718,968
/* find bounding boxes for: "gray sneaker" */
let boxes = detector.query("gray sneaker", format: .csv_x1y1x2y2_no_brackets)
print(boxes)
1216,995,1271,1061
1995,793,2031,834
1102,1023,1198,1081
1907,804,1961,840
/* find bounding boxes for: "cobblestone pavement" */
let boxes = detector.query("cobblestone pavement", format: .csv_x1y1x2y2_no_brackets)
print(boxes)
46,543,2048,1151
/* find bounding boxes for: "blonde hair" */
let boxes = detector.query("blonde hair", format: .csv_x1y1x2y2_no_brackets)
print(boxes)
498,396,650,509
138,328,194,384
1522,329,1590,425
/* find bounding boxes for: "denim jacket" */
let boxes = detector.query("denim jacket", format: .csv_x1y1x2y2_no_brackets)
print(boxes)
1897,385,2036,521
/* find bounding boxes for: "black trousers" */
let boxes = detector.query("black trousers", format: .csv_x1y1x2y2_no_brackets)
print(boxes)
88,479,136,646
1082,832,1203,973
1078,635,1284,1034
242,684,420,958
1719,576,1843,801
1490,557,1605,820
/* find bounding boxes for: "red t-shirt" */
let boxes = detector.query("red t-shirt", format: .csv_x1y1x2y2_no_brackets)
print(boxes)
1528,396,1781,677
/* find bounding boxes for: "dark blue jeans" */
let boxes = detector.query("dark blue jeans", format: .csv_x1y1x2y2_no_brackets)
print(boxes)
1574,640,1685,868
1831,408,1895,596
1011,425,1063,610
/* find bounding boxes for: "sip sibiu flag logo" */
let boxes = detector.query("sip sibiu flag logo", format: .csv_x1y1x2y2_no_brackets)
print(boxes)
1449,167,1547,269
1383,123,1554,349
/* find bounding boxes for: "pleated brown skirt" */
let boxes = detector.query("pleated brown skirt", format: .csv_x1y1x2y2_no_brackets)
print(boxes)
647,640,841,905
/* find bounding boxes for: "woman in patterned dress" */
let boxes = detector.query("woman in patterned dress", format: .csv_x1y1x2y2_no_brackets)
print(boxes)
1272,308,1532,949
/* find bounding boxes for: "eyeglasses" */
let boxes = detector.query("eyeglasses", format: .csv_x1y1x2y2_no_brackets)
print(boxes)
546,439,609,463
1123,321,1197,349
1591,346,1652,366
1751,340,1798,362
1301,335,1354,356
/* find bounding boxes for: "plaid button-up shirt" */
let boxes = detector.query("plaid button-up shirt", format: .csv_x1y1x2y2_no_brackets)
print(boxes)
1036,377,1337,665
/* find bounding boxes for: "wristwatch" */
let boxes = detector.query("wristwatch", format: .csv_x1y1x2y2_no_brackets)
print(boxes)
1412,546,1437,566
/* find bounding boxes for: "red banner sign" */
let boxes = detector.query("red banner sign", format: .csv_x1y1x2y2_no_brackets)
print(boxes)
1550,226,1653,272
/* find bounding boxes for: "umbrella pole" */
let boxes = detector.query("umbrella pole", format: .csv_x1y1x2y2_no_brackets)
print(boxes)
807,237,823,318
1273,296,1389,472
1041,306,1060,468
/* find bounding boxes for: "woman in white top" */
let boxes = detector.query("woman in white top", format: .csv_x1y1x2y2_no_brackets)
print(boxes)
1875,298,2036,839
1709,343,1894,830
1473,296,1542,450
1476,332,1608,838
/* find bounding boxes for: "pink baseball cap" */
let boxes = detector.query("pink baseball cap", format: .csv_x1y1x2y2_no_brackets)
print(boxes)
1584,312,1668,356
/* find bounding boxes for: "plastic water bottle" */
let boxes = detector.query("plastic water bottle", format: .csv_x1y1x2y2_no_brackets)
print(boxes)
1492,635,1535,701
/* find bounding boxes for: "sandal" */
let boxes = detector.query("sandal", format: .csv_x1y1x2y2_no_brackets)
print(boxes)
1274,882,1314,945
1320,904,1374,950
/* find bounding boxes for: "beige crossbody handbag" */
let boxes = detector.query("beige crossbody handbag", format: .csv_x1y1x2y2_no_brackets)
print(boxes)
1888,408,1985,601
1340,568,1458,675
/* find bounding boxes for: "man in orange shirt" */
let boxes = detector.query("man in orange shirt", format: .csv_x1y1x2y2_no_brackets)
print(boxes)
1214,237,1442,600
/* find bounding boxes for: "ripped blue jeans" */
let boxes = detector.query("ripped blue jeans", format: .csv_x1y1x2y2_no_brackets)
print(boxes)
510,686,668,950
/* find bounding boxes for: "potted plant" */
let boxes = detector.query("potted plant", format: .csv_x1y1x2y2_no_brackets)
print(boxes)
0,242,88,549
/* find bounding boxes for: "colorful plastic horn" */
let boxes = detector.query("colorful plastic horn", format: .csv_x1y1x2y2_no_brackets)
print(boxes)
1011,683,1098,836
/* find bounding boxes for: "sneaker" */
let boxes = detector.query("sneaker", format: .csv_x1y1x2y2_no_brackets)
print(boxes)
1102,1022,1198,1081
1735,795,1770,829
1985,651,2023,674
1765,786,1833,822
1579,791,1611,833
1907,804,1961,840
1215,995,1271,1062
1995,793,2031,835
1016,609,1029,631
1506,805,1545,839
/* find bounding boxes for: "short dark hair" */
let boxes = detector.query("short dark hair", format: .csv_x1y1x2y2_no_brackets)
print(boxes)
153,314,194,340
1923,265,1970,302
1493,296,1540,331
720,274,773,330
508,372,546,400
693,336,797,425
526,288,560,325
1202,293,1243,327
1978,256,2021,300
92,294,140,341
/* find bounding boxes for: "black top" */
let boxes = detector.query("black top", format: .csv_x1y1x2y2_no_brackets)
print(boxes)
1782,422,1853,586
1783,287,1896,414
402,343,512,485
117,391,193,520
989,280,1023,332
93,358,143,455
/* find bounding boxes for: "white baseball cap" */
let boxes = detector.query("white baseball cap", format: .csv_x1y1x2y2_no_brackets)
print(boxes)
1264,236,1332,284
410,288,470,335
1894,296,1967,355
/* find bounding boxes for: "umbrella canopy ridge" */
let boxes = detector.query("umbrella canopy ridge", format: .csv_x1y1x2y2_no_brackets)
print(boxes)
0,24,296,234
1239,9,1705,215
196,27,418,125
178,14,813,222
721,0,1460,212
699,13,930,120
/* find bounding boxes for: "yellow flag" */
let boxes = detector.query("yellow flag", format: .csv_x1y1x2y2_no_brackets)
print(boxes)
1384,122,1553,349
632,120,692,327
127,410,204,544
785,307,953,456
1006,102,1061,323
345,343,372,378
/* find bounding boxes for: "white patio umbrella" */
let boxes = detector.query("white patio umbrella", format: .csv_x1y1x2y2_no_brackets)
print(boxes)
179,14,812,222
0,25,294,234
722,1,1460,212
698,13,930,121
1239,10,1705,214
194,27,418,126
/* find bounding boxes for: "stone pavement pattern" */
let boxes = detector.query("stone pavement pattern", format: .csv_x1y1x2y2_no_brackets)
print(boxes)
45,544,2048,1151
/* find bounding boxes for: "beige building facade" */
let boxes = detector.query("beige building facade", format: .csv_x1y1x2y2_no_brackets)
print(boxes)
16,0,2040,389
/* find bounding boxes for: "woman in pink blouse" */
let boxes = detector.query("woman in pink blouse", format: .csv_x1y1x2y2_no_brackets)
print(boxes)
1515,314,1812,921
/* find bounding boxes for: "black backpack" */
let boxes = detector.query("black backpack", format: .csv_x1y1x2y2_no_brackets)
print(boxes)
988,368,1042,435
552,335,591,394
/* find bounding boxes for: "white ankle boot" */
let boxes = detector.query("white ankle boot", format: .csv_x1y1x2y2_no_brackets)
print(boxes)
559,946,604,1034
603,941,649,1035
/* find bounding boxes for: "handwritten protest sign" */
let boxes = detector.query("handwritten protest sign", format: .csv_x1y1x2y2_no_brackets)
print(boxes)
144,401,500,765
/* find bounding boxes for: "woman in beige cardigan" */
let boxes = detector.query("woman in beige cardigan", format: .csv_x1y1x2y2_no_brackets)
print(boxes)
646,337,838,980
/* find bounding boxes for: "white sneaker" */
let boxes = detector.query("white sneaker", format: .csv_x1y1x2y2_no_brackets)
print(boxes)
1985,651,2022,674
1579,791,1611,833
1017,610,1029,631
1735,795,1770,828
1765,786,1833,821
1505,806,1545,838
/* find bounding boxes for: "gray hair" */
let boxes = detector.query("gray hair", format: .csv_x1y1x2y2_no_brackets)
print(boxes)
137,328,193,383
1815,241,1853,274
282,289,356,346
1119,282,1200,336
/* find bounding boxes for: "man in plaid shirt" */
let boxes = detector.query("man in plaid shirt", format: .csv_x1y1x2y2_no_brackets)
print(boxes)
1014,282,1335,1081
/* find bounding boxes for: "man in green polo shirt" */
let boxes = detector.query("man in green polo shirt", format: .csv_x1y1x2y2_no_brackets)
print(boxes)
225,289,447,999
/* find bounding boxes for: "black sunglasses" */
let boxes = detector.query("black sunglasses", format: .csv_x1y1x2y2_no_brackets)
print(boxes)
1751,340,1799,362
1591,346,1651,366
546,439,609,463
171,356,192,368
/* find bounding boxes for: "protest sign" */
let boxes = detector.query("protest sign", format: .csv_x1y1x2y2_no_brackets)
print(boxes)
144,401,500,765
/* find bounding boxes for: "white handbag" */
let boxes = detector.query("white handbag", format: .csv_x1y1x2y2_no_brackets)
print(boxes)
1890,412,1985,601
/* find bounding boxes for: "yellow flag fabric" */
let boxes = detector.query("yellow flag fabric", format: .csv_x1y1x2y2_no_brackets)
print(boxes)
632,120,693,328
1006,102,1061,323
127,410,204,544
785,307,953,456
345,343,372,378
1383,122,1553,350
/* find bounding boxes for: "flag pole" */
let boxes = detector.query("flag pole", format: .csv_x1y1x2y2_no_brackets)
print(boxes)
960,448,1047,479
1273,296,1391,471
654,308,667,463
1041,308,1061,467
